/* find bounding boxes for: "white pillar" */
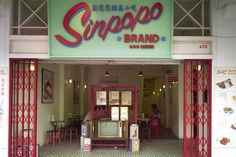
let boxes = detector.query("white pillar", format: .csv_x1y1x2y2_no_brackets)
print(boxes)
0,0,10,156
178,63,184,139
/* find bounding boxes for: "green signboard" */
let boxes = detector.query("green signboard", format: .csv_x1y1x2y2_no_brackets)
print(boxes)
48,0,173,58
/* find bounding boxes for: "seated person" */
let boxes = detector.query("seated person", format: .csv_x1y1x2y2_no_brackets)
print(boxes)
151,103,161,122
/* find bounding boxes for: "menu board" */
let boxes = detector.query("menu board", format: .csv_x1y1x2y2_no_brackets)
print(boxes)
215,67,236,148
120,107,128,121
109,91,119,105
111,107,119,121
96,91,107,105
121,91,132,105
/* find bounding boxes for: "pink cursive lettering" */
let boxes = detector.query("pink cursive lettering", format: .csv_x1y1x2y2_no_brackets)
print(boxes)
55,2,163,47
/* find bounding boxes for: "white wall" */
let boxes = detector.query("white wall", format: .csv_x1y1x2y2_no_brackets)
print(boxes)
170,81,179,137
167,64,183,139
166,64,184,140
63,65,88,122
212,2,236,157
63,65,74,124
37,64,61,146
178,63,184,139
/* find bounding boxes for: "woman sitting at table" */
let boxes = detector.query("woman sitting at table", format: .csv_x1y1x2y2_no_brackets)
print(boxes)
151,103,160,122
148,104,160,138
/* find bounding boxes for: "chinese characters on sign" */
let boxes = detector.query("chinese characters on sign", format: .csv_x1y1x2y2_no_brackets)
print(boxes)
0,68,7,132
92,4,137,12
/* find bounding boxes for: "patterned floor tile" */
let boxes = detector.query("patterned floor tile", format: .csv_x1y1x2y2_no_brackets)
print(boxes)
39,139,183,157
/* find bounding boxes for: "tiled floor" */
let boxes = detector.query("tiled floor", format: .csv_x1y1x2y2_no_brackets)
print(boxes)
39,139,183,157
159,127,178,139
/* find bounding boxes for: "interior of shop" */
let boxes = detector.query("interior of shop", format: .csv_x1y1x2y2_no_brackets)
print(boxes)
36,62,183,154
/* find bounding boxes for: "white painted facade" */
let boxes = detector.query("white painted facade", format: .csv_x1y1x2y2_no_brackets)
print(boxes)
1,0,236,157
212,1,236,156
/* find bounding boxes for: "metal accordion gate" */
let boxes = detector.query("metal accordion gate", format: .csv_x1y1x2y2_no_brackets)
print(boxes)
9,59,38,157
184,60,212,157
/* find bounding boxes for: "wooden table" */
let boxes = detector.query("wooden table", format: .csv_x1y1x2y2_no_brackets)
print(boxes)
50,120,64,130
138,117,151,141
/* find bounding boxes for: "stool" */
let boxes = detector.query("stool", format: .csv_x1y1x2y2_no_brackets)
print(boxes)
141,127,152,142
45,129,62,146
53,129,62,146
64,127,78,143
45,130,53,145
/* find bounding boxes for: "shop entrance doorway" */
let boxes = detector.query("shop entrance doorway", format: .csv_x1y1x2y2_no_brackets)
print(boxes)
7,60,212,157
184,60,212,157
9,59,38,157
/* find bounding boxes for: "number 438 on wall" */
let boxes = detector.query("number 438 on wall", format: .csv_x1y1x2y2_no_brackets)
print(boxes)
199,44,208,49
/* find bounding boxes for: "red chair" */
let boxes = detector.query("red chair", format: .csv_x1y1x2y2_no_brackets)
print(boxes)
149,118,160,138
45,128,62,146
64,127,78,143
45,130,53,145
53,128,62,146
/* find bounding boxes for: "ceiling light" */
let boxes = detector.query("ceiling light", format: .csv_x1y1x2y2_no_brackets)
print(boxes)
105,70,110,77
30,64,35,71
68,78,73,84
138,70,143,77
68,65,73,84
197,65,202,71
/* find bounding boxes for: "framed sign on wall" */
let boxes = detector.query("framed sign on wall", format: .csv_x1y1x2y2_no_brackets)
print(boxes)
42,69,54,103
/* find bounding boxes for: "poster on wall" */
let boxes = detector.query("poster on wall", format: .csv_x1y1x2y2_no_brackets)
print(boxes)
109,91,119,105
0,68,7,136
215,67,236,148
42,69,54,103
96,91,107,105
48,0,173,58
121,91,132,105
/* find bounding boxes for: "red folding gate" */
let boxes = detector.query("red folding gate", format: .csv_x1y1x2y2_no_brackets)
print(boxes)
9,59,38,157
184,60,212,157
